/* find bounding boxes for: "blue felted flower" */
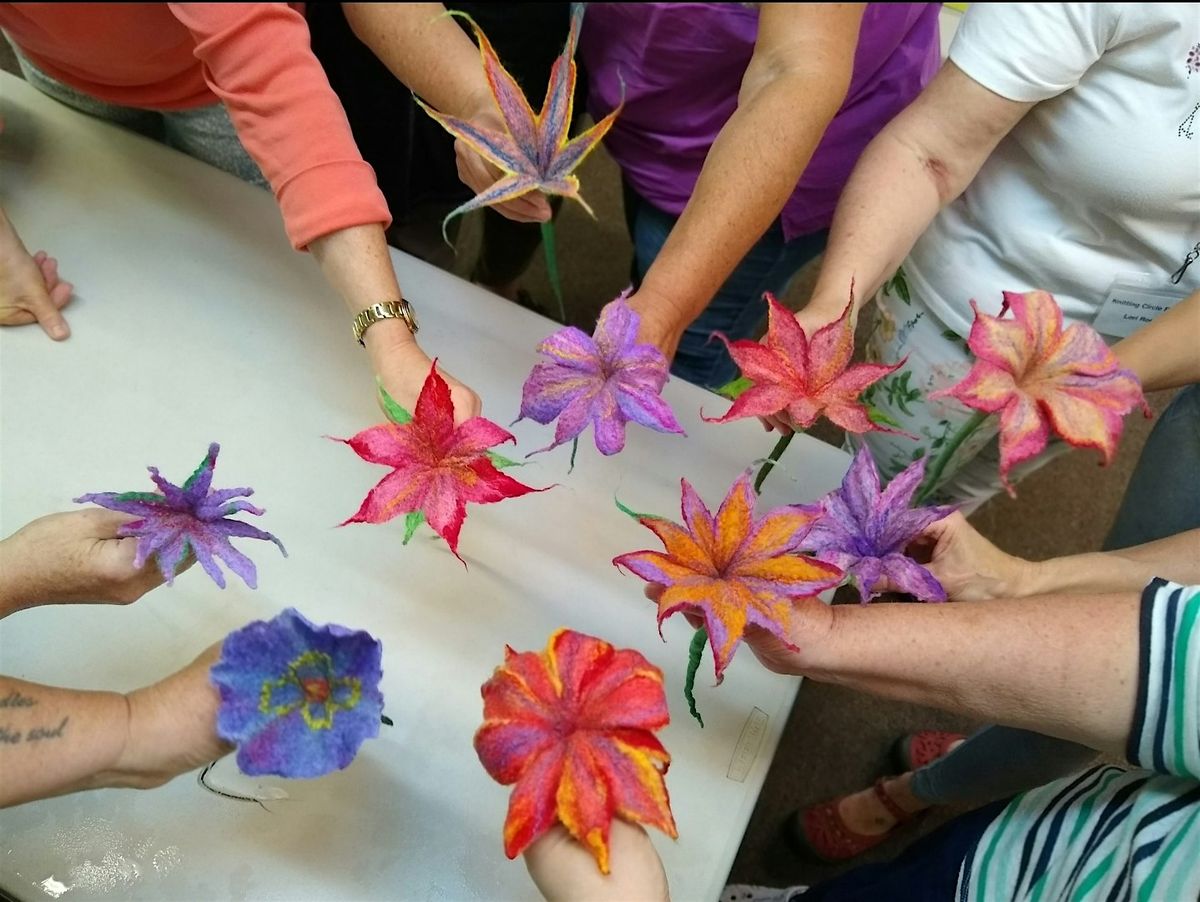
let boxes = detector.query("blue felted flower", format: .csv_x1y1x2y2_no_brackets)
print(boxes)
210,608,384,778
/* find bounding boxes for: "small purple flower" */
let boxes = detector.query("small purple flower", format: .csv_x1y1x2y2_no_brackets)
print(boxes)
517,292,685,456
210,608,384,779
804,447,954,602
74,442,286,589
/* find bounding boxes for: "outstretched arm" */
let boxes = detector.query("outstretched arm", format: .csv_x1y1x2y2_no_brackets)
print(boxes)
628,4,864,359
797,61,1033,333
0,645,228,808
758,590,1140,759
1114,290,1200,392
343,2,551,223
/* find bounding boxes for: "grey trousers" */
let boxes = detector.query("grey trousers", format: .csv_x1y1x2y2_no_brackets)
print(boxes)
911,384,1200,806
10,40,267,189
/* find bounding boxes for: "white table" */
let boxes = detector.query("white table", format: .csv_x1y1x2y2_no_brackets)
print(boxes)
0,72,850,901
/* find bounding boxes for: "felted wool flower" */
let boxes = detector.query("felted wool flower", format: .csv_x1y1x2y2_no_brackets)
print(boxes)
614,473,842,681
705,293,905,433
210,608,384,779
75,442,285,589
415,6,621,232
474,629,676,873
805,447,954,602
337,362,546,562
929,290,1148,490
518,293,684,456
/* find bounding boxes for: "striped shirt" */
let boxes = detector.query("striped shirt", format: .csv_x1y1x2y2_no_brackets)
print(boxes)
959,580,1200,900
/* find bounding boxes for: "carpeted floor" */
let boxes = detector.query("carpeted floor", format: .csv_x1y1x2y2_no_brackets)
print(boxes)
0,38,1172,894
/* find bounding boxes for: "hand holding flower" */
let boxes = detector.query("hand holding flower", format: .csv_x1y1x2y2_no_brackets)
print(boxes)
0,509,190,617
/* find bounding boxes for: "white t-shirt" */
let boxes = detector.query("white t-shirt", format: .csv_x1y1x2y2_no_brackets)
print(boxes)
905,2,1200,338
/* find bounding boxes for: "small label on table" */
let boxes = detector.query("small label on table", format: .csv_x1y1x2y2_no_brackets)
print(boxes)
726,707,769,782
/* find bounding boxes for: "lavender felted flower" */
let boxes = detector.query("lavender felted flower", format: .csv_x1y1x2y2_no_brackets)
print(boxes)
74,442,285,589
518,293,685,456
804,447,955,602
210,608,384,779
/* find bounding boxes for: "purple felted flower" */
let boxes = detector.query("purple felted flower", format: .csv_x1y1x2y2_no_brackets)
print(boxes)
804,447,954,602
74,442,286,589
210,608,384,779
518,293,685,456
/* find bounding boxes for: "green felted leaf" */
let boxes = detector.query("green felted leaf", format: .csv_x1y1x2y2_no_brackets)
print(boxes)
486,450,524,469
715,376,753,401
111,491,169,504
867,405,904,430
402,510,424,544
377,381,413,425
684,627,707,728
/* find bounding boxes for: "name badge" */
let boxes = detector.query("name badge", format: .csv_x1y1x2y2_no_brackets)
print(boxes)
1093,273,1187,338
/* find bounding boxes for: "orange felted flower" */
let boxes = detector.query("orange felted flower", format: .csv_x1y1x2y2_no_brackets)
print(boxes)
474,629,677,873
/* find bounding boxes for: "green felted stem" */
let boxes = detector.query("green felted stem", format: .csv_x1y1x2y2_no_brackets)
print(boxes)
684,627,707,728
914,410,990,505
541,219,567,323
568,435,579,474
754,432,795,495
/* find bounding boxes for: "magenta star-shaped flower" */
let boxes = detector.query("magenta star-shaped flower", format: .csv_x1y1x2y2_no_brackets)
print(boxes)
338,362,546,562
517,293,685,456
804,447,954,602
75,443,286,589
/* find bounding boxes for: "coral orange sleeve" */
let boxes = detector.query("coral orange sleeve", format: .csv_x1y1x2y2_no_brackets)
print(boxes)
169,3,391,249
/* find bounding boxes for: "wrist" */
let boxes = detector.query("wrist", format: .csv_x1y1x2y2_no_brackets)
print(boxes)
0,533,40,616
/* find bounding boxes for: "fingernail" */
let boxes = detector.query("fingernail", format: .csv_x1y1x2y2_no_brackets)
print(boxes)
49,324,68,339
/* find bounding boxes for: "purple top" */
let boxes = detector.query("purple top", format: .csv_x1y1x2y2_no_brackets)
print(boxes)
579,3,940,241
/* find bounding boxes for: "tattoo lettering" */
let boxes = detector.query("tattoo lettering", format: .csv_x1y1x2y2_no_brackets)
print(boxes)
0,690,37,709
0,716,69,744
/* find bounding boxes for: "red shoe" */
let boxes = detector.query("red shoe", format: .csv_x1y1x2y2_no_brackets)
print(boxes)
891,730,967,772
788,778,918,863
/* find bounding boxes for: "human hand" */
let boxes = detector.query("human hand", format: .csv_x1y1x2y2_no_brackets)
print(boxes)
0,509,187,616
108,643,231,790
626,286,688,364
524,822,670,902
369,329,482,424
454,107,551,224
643,585,833,678
0,210,73,339
901,512,1033,602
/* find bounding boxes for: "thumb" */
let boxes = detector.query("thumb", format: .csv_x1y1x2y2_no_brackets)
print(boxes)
25,282,70,340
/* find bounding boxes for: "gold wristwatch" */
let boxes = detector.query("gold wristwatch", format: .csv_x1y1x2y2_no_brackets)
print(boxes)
352,300,419,347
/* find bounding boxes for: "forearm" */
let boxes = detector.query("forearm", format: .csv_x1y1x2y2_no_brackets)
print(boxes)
0,678,128,807
1022,530,1200,597
805,129,945,316
807,62,1033,318
800,593,1139,757
308,224,421,358
343,3,491,118
1114,291,1200,392
633,66,849,330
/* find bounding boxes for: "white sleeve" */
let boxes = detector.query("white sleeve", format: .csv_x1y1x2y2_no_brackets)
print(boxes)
948,2,1122,103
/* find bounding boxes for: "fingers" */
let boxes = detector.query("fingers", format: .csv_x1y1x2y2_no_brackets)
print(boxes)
454,145,551,224
22,252,71,339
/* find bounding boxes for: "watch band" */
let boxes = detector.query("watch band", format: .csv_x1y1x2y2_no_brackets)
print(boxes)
352,299,419,346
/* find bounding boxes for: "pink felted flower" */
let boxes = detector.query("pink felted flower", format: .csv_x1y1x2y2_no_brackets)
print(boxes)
930,290,1148,490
